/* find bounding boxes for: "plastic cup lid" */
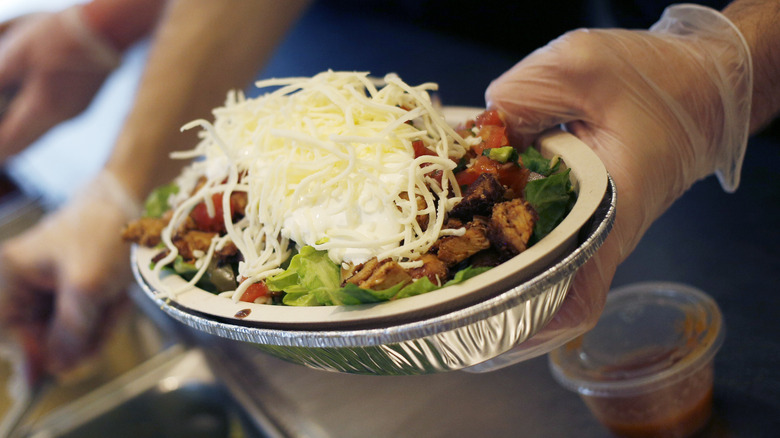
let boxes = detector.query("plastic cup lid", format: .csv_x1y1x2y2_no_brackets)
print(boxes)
548,282,725,397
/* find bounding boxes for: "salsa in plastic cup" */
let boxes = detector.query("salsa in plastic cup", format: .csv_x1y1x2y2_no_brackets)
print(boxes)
549,282,724,437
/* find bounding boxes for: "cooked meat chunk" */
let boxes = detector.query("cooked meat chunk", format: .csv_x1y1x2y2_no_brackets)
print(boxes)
149,240,237,267
176,215,197,234
489,199,537,256
230,191,248,216
173,231,214,260
172,230,218,261
468,248,506,268
448,173,506,220
443,217,464,229
215,240,239,258
121,217,168,247
408,253,449,285
344,258,412,290
398,192,431,231
433,216,491,266
341,262,359,281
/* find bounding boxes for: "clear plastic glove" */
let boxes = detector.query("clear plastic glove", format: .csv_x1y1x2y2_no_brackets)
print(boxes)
469,4,752,370
0,5,120,161
0,171,140,383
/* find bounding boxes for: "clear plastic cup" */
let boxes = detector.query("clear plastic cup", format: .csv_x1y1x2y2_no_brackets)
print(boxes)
549,282,725,438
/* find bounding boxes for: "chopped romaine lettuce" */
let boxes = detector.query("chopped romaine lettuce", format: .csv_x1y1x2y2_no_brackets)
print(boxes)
143,183,179,218
520,147,560,176
267,246,491,306
268,246,340,296
524,168,576,241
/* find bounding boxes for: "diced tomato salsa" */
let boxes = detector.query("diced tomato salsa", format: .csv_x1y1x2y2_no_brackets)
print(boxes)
453,109,525,192
240,282,269,303
190,193,243,233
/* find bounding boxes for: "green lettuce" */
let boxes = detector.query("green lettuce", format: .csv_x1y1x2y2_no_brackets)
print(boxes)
143,182,179,218
267,246,491,306
520,147,560,176
524,168,576,242
267,246,341,305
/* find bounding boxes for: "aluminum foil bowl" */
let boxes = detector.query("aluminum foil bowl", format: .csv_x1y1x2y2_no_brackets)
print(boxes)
131,173,616,376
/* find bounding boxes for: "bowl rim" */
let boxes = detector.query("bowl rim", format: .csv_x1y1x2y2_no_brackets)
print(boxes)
133,106,608,329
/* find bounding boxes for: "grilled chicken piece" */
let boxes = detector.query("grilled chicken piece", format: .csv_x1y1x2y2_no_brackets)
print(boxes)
408,253,449,286
449,173,506,220
398,192,432,231
344,258,412,290
172,230,217,260
121,217,168,247
171,230,238,261
489,198,537,256
230,191,248,216
468,248,506,268
432,216,491,267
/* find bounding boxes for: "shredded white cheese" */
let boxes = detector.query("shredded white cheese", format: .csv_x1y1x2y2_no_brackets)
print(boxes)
155,71,470,299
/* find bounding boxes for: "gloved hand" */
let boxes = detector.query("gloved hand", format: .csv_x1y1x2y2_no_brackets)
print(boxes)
471,4,752,370
0,5,120,161
0,171,140,383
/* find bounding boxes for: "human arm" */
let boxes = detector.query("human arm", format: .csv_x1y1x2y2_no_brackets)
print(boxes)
103,0,312,202
474,0,780,368
722,0,780,132
0,0,310,381
0,0,165,161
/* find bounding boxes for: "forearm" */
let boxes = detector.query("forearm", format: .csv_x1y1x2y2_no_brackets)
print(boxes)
104,0,311,203
723,0,780,134
81,0,166,51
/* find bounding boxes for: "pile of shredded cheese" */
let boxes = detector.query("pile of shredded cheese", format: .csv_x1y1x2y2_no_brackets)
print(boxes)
155,71,477,300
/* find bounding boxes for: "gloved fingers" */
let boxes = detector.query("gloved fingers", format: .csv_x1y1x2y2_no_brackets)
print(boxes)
487,232,621,365
0,15,34,87
534,231,619,347
0,174,138,377
57,6,121,71
46,219,133,374
0,17,21,36
0,69,109,158
0,79,60,157
0,9,117,75
487,28,734,249
40,180,136,374
12,320,49,385
0,229,57,383
485,29,635,146
0,226,129,377
0,8,120,161
45,280,129,374
0,217,60,295
490,25,748,191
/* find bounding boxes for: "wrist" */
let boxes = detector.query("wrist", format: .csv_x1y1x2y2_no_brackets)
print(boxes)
90,170,144,220
651,4,752,193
